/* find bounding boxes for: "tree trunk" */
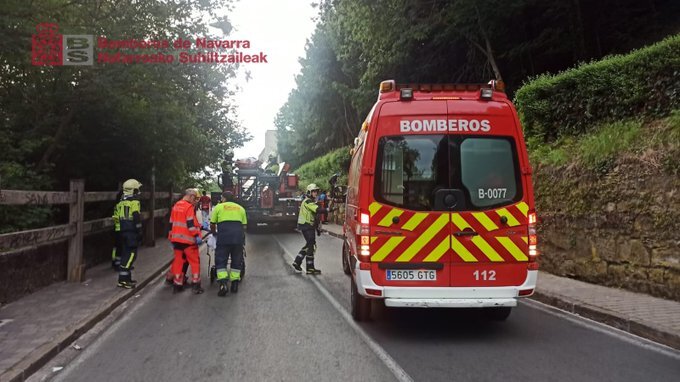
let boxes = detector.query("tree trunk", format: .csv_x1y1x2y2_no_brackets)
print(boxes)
572,0,587,60
37,106,76,171
472,3,503,82
341,97,355,145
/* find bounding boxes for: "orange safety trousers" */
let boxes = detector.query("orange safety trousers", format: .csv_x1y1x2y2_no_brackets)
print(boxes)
171,244,200,285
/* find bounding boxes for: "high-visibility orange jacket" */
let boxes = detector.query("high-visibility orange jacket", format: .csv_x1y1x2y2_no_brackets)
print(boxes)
169,199,200,245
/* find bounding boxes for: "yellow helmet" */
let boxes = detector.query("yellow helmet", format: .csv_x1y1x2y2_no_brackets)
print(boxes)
306,183,319,193
122,179,142,195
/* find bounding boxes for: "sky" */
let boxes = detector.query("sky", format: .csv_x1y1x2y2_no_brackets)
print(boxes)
225,0,318,160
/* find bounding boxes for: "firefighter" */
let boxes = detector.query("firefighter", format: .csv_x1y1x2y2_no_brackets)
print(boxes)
291,184,327,274
111,189,123,271
116,179,143,289
169,188,206,294
211,191,247,296
220,149,235,193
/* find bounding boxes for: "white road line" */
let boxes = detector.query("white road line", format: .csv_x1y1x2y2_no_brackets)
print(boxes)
274,236,414,382
322,229,680,359
522,299,680,360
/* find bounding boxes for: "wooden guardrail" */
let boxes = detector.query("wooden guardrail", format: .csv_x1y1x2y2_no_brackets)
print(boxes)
0,180,182,282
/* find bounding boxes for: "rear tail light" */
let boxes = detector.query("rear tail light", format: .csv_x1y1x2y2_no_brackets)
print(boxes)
519,288,534,296
527,211,539,265
358,211,371,262
366,288,382,297
360,212,370,225
359,244,370,262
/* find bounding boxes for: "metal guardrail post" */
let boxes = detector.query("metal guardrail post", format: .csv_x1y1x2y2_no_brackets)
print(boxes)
67,179,85,282
145,167,156,247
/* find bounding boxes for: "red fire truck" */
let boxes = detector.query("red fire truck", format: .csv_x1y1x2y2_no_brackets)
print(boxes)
221,158,300,231
343,80,538,321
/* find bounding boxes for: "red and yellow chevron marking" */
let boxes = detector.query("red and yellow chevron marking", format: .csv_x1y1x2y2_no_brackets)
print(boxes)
368,201,529,263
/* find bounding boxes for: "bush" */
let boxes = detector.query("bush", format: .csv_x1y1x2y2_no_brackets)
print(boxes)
528,112,678,172
577,120,642,167
515,34,680,141
295,146,351,192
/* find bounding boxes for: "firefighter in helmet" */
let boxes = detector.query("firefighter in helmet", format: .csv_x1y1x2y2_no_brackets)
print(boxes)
292,183,327,274
115,179,143,288
210,191,247,296
111,188,124,271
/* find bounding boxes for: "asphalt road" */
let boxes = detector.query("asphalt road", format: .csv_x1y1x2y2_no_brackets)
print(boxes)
46,230,680,382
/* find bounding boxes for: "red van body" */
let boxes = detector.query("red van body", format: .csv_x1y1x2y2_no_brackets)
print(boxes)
342,80,539,321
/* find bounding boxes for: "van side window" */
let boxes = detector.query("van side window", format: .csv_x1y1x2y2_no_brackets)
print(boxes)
348,134,365,201
460,138,518,208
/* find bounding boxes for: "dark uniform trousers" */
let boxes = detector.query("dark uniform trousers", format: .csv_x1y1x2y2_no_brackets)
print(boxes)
298,223,317,269
119,232,139,282
215,244,244,282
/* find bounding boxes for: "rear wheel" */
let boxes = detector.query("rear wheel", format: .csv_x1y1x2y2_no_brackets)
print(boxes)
351,277,371,321
342,242,351,275
484,307,512,321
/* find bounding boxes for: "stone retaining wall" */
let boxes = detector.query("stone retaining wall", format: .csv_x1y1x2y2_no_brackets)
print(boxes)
535,153,680,301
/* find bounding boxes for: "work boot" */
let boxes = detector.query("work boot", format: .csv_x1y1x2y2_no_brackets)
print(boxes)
172,283,184,294
218,282,228,297
306,257,321,274
117,280,135,289
230,280,239,293
291,262,302,273
183,274,192,288
192,282,204,295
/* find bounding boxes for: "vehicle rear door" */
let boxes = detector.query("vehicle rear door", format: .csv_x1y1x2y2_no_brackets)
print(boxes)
368,101,452,287
446,104,529,287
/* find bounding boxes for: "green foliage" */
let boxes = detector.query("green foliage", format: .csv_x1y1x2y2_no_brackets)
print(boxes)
277,0,680,166
526,136,571,167
0,0,249,232
0,0,247,193
295,147,351,192
529,113,679,171
578,120,642,167
515,34,680,141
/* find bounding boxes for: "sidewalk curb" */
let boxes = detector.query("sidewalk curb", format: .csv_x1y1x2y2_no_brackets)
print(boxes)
320,226,680,351
531,291,680,350
2,258,172,382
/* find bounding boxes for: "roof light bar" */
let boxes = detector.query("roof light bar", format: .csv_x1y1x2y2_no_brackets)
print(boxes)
379,80,395,93
480,88,494,100
400,88,413,101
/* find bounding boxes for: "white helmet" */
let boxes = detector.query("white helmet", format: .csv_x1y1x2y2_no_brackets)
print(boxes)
122,179,142,195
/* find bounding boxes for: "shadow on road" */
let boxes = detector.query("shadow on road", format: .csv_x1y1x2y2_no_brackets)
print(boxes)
367,302,515,341
247,224,298,234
